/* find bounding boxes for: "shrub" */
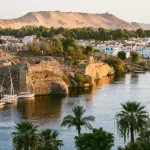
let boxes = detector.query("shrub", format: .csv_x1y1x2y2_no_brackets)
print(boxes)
118,51,126,60
104,57,125,75
73,60,80,66
75,128,114,150
130,51,140,63
74,73,91,85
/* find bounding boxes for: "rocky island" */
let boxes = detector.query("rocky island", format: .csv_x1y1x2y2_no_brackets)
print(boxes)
22,56,114,95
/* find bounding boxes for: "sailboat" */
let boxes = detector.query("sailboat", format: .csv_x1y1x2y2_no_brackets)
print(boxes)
0,72,7,105
0,87,6,106
3,68,18,102
18,79,35,99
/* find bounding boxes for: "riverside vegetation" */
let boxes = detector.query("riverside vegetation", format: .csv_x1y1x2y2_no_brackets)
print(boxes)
0,26,148,40
12,102,150,150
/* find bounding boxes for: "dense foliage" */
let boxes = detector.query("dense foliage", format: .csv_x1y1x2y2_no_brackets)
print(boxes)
75,128,114,150
104,57,125,75
27,37,88,58
38,129,63,150
130,51,140,63
118,51,126,60
12,121,63,150
12,121,38,150
0,26,149,40
116,101,148,143
118,130,150,150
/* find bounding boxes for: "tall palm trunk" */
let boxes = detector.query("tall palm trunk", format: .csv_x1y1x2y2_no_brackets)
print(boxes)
130,128,134,143
77,126,81,137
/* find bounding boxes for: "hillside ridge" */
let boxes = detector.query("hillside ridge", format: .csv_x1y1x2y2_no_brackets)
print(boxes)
0,11,142,29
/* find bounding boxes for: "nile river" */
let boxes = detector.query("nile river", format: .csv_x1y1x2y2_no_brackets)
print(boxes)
1,73,150,150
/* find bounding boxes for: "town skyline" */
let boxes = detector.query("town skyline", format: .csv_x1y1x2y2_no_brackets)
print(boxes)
0,0,150,23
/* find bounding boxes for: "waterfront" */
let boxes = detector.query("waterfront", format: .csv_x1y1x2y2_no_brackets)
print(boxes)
1,73,150,150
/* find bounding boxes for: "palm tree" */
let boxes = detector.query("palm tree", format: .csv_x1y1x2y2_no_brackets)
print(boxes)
38,129,63,150
116,101,148,143
61,106,95,136
12,121,38,150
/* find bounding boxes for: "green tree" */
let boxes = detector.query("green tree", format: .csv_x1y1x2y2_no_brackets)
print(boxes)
118,129,150,150
74,45,83,57
66,46,75,56
118,51,126,60
118,142,142,150
28,42,41,55
43,43,52,55
136,29,145,38
105,57,124,75
75,127,114,150
130,51,140,63
38,129,63,150
111,29,125,40
61,106,95,137
49,38,63,52
84,46,94,55
12,121,38,150
62,37,76,50
116,101,148,143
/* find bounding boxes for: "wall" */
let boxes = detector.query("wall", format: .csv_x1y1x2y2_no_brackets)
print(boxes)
28,60,68,95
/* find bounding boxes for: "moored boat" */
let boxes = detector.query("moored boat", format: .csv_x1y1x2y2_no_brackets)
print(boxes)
3,94,18,101
0,97,13,104
0,102,6,107
18,92,35,99
134,70,145,74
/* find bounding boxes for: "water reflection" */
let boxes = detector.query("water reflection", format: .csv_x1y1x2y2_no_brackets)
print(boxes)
17,96,64,123
15,76,113,122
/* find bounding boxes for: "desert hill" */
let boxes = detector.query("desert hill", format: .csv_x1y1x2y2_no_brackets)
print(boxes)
139,23,150,30
0,11,142,30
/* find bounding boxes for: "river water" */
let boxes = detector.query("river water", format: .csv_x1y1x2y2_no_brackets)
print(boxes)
1,73,150,150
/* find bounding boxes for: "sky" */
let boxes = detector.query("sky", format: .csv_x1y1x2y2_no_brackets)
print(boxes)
0,0,150,23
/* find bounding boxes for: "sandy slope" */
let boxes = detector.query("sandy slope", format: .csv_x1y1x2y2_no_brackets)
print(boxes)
0,11,141,29
140,23,150,30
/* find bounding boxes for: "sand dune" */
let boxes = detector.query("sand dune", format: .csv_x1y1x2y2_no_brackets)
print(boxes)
0,11,142,29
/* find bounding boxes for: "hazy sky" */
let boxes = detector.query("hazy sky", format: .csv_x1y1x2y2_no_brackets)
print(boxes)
0,0,150,23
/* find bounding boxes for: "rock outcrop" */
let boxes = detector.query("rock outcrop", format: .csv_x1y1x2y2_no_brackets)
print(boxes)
49,81,69,95
85,62,114,80
27,58,68,95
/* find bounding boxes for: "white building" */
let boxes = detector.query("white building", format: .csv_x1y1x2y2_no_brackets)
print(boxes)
125,51,130,58
0,36,19,42
140,47,150,58
22,36,34,44
104,45,121,57
141,38,150,47
94,44,106,51
121,45,144,52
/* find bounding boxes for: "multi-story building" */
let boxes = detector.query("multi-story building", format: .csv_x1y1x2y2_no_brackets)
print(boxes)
140,47,150,58
104,45,121,57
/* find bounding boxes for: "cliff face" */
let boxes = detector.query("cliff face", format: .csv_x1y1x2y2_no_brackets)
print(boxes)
85,63,114,80
0,11,141,30
28,60,68,95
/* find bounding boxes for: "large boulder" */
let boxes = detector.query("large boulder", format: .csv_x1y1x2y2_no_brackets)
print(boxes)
49,81,69,95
